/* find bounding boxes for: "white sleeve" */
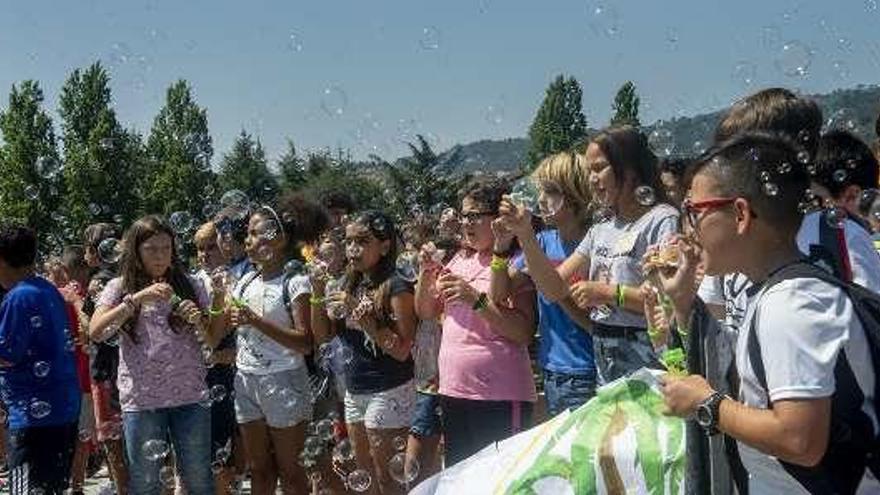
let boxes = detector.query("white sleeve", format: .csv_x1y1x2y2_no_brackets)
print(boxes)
287,275,311,301
844,222,880,294
698,275,725,306
756,280,850,402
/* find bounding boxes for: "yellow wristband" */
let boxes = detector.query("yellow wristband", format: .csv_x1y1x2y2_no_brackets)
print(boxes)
490,255,509,272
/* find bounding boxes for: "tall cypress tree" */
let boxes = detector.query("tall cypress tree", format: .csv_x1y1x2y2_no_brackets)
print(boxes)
611,81,641,127
526,75,588,168
58,62,139,235
218,130,278,203
0,80,62,252
142,80,213,217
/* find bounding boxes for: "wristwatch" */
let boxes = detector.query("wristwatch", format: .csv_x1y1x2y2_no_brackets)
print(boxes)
695,391,726,436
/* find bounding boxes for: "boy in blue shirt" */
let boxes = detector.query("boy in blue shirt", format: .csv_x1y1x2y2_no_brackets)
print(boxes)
0,222,80,493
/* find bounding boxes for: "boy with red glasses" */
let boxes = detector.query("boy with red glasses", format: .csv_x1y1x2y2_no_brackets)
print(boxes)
657,132,876,493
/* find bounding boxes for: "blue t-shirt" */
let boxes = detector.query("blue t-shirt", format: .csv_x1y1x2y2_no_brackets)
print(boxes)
514,230,596,376
0,277,81,429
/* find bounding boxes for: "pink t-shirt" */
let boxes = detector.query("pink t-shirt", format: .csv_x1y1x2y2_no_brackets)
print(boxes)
98,277,210,412
437,250,537,402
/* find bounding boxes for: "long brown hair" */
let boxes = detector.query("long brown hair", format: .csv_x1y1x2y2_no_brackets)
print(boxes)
592,125,668,206
342,210,399,329
118,215,198,342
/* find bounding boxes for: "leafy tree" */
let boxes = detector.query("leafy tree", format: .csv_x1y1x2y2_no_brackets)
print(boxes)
278,139,307,191
611,81,641,127
58,62,140,238
526,75,588,168
373,135,468,220
142,80,213,219
218,130,277,204
0,80,62,252
296,148,384,211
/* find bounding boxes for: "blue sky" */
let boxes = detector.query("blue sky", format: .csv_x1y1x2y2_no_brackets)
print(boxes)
1,0,878,165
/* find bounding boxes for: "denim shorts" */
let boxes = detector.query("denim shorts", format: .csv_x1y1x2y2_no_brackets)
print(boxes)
410,392,442,438
542,370,597,417
592,325,659,384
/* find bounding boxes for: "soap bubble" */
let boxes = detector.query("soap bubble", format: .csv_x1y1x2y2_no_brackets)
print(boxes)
775,40,812,77
732,61,757,88
833,169,848,183
509,178,541,215
392,435,407,451
89,203,103,216
288,31,304,52
219,189,249,208
98,238,121,264
24,185,39,201
388,452,420,485
320,86,348,118
796,150,811,165
333,438,355,462
30,315,43,329
169,211,194,233
209,384,227,403
395,252,419,283
36,157,61,179
762,182,780,197
142,439,170,462
33,361,50,378
588,3,620,38
825,108,858,132
824,207,847,229
777,161,792,174
419,26,441,50
591,305,613,321
648,127,675,157
159,466,176,486
635,186,656,207
29,400,52,419
347,469,372,492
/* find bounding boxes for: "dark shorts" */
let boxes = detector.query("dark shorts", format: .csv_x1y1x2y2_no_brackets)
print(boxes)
207,365,237,466
542,370,597,417
6,422,78,494
410,392,442,438
440,395,533,467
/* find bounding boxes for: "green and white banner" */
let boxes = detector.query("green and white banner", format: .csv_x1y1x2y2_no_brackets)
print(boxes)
412,369,686,494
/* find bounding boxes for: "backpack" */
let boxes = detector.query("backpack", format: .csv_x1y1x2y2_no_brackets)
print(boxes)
746,261,880,494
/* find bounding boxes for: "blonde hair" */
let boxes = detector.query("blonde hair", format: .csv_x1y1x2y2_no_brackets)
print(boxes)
532,151,592,220
193,222,217,247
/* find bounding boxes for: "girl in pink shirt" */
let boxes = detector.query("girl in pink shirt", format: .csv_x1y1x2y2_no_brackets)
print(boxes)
415,179,537,466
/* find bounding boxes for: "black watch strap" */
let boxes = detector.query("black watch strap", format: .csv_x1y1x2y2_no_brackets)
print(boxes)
698,392,726,436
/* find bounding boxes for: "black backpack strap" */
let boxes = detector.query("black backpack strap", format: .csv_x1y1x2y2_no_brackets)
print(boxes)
817,213,853,283
745,261,877,493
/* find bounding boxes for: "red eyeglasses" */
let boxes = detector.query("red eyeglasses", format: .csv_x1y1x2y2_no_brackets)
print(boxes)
682,197,738,230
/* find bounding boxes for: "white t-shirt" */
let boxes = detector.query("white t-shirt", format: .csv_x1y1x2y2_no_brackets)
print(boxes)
233,272,311,374
797,211,880,294
698,211,880,340
735,277,876,493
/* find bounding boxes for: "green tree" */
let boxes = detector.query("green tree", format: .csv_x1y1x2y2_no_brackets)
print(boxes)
58,62,141,235
0,80,62,252
278,139,307,191
298,148,384,211
526,75,588,168
373,135,467,220
218,130,277,203
142,80,213,218
611,81,641,127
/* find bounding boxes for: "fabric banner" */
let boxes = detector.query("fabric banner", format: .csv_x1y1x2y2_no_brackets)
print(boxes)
412,368,686,494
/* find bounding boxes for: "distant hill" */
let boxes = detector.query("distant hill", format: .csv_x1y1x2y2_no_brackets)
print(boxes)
434,85,880,173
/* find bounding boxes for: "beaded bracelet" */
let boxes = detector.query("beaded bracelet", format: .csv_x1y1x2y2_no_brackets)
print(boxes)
472,292,489,312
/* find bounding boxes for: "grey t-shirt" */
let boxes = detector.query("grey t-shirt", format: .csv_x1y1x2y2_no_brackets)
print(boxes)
575,203,679,328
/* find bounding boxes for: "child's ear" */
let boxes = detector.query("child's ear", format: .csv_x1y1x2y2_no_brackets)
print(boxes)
733,198,755,235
